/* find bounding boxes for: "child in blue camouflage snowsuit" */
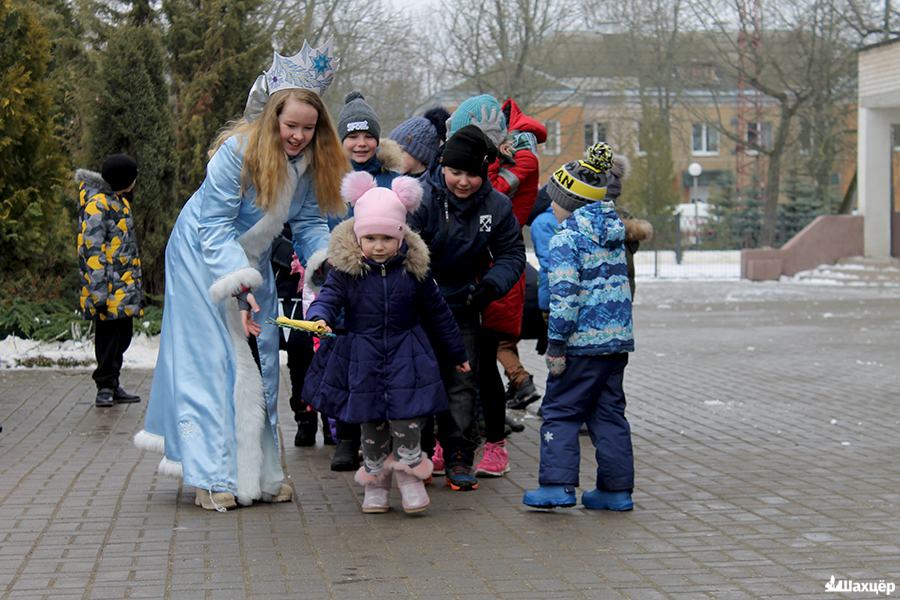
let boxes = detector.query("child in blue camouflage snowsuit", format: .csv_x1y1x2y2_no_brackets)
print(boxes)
523,142,635,511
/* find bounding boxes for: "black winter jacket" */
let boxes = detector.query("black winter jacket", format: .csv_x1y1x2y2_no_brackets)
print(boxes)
408,164,525,310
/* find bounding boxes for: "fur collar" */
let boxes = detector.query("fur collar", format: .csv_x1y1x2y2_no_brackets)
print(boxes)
328,219,430,281
238,155,307,264
377,138,403,172
75,169,111,194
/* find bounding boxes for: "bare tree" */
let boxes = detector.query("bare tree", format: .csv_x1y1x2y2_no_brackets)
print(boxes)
690,0,858,246
260,0,430,128
837,0,900,42
434,0,580,107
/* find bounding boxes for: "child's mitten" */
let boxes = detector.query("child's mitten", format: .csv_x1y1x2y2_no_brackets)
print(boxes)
545,341,567,376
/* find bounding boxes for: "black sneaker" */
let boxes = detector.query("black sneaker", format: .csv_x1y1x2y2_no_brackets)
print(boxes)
95,388,115,407
330,439,360,471
445,464,479,491
506,376,541,410
113,386,141,403
505,414,525,434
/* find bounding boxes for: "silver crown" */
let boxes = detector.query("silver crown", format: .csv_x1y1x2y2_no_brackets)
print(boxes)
244,39,339,121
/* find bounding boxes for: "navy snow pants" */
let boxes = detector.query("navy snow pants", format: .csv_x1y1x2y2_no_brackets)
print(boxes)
538,353,633,491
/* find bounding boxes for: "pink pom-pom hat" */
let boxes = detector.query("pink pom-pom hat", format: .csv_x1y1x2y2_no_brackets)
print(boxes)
341,172,423,241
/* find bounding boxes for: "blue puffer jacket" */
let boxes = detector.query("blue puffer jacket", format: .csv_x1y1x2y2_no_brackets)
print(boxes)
407,163,525,309
302,220,467,423
547,201,634,356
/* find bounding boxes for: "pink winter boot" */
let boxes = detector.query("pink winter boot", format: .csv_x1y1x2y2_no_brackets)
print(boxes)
354,467,391,513
391,458,433,514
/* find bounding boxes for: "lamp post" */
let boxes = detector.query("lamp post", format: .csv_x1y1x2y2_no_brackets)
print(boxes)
688,162,703,247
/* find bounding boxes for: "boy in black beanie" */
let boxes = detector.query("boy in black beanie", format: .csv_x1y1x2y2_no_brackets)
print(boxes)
407,124,525,491
75,154,143,407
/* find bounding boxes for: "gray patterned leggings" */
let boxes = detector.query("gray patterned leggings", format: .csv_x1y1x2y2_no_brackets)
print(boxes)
360,418,426,474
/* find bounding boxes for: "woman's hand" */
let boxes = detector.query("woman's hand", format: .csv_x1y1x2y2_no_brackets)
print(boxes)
455,361,471,373
241,292,262,337
314,319,332,333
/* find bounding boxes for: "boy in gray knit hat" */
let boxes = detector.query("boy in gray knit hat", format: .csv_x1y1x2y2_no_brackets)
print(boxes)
338,91,382,165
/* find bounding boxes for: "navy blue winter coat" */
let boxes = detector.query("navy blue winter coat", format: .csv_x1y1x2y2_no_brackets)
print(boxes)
407,163,525,310
302,219,467,423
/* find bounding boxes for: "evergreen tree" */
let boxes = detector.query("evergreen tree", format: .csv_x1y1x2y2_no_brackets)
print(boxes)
0,0,69,284
89,22,177,296
163,0,269,201
33,0,94,171
627,105,680,249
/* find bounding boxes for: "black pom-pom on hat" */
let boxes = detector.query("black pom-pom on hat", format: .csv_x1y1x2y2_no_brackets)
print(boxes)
344,90,365,104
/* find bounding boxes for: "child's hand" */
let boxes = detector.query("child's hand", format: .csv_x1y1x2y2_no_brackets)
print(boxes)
241,293,261,337
455,361,471,373
314,319,332,333
545,354,566,377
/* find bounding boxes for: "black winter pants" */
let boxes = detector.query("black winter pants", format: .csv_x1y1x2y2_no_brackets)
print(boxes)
92,317,133,390
436,309,480,467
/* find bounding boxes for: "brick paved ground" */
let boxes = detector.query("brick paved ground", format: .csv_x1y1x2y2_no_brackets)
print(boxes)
1,280,899,600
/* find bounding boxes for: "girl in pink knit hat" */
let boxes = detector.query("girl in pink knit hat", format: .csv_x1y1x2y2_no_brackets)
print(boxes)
302,171,470,514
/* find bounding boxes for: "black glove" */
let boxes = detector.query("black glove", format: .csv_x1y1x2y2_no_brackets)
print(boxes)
467,281,499,313
310,260,332,287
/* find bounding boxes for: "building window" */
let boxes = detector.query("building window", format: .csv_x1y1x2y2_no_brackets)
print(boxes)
892,124,900,151
584,122,607,148
543,120,561,155
691,123,719,155
746,121,772,154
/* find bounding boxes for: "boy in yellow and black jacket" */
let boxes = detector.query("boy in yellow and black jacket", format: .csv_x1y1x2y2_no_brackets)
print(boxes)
75,154,143,407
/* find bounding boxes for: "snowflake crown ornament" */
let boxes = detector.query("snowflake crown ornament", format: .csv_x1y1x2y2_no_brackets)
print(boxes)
244,39,339,121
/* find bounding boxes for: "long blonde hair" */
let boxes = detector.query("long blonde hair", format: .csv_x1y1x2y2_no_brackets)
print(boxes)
211,88,348,214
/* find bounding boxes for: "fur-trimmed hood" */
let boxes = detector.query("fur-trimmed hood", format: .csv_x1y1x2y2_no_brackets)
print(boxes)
624,217,653,243
327,218,430,281
376,138,403,172
75,169,112,197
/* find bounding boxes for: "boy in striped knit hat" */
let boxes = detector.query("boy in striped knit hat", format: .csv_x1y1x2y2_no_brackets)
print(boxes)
522,142,635,512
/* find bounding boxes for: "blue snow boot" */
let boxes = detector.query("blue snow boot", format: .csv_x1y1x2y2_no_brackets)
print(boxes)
522,485,576,508
581,489,633,511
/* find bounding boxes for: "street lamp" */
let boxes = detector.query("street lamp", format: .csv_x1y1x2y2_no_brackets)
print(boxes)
688,162,702,246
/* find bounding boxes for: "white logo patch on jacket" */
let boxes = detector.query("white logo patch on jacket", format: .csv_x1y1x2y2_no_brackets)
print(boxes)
479,214,492,232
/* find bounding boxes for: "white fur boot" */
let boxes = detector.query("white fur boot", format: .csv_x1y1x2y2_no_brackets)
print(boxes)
391,458,433,514
354,467,391,513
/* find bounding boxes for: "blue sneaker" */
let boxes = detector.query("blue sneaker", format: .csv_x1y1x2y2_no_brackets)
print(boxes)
522,485,576,508
581,489,633,511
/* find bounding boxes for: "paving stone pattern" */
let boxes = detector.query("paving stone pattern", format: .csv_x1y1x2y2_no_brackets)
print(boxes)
1,281,899,599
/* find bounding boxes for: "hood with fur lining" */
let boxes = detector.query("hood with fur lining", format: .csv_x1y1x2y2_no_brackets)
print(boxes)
624,217,653,243
376,138,403,172
328,218,430,281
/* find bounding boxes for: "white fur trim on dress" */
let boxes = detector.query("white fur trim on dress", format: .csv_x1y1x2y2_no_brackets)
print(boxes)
237,156,305,264
304,247,329,293
133,430,166,454
225,302,266,505
209,267,263,302
157,457,184,478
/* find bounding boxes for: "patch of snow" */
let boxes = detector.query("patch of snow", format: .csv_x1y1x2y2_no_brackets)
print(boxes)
0,335,159,370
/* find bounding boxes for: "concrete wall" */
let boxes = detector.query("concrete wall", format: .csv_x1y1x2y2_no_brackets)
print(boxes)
741,215,864,280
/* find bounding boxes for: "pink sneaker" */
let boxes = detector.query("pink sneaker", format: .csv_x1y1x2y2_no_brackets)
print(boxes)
475,440,510,477
432,441,445,475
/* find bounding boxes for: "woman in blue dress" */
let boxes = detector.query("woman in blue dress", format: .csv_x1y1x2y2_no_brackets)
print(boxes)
134,43,347,510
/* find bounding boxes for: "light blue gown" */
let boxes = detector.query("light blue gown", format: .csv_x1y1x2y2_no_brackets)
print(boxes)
134,136,330,505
